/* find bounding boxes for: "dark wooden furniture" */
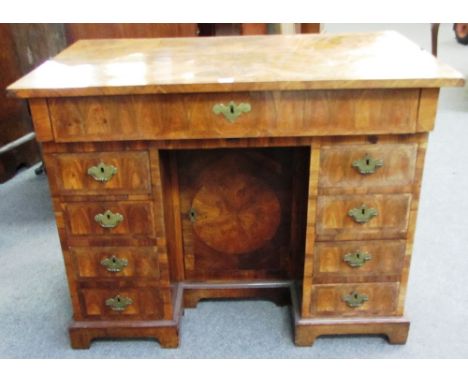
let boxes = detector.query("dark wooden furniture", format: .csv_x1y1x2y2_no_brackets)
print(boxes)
7,32,464,348
197,23,268,36
64,23,198,42
0,24,68,182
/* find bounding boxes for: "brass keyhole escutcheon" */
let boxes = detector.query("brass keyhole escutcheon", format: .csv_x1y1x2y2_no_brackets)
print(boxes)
343,251,372,268
101,255,128,272
212,101,252,123
87,161,118,182
352,154,383,175
94,210,124,228
343,291,368,308
105,295,133,311
348,204,378,224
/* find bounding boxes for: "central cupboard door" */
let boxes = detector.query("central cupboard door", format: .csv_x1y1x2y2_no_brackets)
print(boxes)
176,147,308,281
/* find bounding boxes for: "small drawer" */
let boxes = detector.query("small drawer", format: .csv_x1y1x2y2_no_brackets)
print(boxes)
310,283,399,317
316,194,411,241
50,151,151,195
313,240,406,283
71,247,160,280
319,143,417,191
79,287,170,320
65,201,155,237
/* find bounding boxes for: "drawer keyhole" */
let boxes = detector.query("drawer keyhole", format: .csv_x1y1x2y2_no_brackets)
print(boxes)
212,101,252,123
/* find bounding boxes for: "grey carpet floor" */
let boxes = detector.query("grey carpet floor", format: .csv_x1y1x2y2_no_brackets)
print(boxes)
0,23,467,358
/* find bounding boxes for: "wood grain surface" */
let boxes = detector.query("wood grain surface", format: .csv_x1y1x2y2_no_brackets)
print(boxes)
50,151,151,195
310,282,399,316
71,247,160,280
316,194,412,241
319,143,417,190
46,89,421,142
313,240,406,283
7,31,464,98
177,148,298,281
64,201,155,237
80,287,168,320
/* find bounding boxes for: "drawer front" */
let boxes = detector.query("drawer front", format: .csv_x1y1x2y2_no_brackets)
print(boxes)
65,201,155,237
313,240,406,283
310,283,399,317
319,144,417,190
71,247,159,279
316,194,411,240
52,151,151,195
48,89,419,142
80,288,168,320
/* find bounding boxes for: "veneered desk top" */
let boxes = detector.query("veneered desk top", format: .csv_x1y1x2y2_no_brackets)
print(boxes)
7,30,465,98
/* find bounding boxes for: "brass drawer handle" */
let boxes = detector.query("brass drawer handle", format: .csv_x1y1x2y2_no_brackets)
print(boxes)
100,255,128,272
343,291,368,308
212,101,251,123
105,295,133,311
95,209,124,228
348,204,378,224
352,154,383,174
343,251,372,268
87,161,117,182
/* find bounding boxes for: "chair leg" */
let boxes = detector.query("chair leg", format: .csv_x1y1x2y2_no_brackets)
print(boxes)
431,23,440,56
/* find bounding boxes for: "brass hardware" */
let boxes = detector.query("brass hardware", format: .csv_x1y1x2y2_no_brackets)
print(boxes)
95,210,124,228
100,255,128,272
352,154,383,175
212,101,251,123
343,291,368,308
105,295,133,311
343,251,372,268
348,204,378,224
188,208,198,223
87,162,117,182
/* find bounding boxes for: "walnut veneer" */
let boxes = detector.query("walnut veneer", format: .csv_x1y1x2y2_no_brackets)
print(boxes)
7,31,464,348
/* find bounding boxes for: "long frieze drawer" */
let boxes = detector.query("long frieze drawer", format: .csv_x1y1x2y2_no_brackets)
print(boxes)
64,201,155,237
319,144,417,191
310,283,399,317
71,247,160,280
316,194,411,241
79,288,169,320
47,89,419,142
313,240,406,283
49,151,151,195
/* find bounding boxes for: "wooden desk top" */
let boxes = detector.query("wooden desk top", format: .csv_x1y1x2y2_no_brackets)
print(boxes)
7,31,465,98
